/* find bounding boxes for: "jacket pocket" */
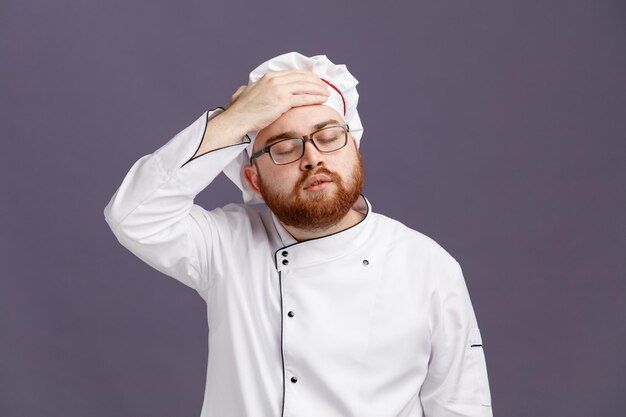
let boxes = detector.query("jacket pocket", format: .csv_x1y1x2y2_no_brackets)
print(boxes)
469,327,492,406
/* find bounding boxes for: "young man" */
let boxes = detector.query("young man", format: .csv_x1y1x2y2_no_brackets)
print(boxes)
104,52,493,417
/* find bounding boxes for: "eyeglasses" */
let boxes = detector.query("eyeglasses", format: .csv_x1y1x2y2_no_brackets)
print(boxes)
249,124,350,165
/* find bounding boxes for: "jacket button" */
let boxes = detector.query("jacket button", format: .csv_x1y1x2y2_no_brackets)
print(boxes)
290,376,298,383
282,251,288,257
288,311,295,317
282,259,289,265
362,259,369,266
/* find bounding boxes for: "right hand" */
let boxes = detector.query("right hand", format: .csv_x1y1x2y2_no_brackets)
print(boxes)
224,70,331,133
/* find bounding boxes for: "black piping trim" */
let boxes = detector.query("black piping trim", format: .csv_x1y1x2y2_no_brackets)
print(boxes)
179,106,252,168
278,270,286,417
470,344,483,348
273,195,369,415
272,193,371,268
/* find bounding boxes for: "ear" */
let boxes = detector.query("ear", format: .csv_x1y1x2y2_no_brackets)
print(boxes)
243,163,262,196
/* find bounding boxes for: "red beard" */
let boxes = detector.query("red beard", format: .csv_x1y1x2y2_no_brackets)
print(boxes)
258,153,365,230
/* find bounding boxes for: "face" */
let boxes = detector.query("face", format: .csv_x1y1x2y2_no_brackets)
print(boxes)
244,105,365,230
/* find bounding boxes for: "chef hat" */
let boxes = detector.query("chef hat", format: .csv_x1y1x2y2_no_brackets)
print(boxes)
222,51,364,205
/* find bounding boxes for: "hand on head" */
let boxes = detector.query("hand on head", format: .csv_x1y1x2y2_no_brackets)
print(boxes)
225,70,331,133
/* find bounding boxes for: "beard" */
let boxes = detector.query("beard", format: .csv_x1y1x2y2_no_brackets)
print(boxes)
258,152,365,231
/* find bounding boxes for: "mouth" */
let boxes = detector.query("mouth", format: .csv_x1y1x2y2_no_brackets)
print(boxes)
303,174,332,191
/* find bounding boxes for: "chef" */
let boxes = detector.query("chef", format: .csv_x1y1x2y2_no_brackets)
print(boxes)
104,51,493,417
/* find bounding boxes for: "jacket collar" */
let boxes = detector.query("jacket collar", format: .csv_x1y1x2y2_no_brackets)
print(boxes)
270,195,372,271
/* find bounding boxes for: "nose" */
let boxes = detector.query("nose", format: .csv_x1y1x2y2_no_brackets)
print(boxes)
298,139,325,171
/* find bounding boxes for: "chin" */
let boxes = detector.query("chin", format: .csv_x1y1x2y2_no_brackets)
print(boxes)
300,186,335,200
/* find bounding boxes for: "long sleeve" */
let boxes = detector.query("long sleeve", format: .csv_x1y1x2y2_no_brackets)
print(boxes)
419,258,493,416
103,107,250,298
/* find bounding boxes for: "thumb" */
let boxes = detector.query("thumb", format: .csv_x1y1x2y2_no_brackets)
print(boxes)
230,85,247,104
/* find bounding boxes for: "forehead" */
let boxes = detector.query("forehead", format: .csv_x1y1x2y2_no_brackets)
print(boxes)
254,105,344,151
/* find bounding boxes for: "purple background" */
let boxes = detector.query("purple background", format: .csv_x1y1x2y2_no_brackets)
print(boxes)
1,0,625,416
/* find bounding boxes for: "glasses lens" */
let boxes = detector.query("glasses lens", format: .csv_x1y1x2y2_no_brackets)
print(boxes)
270,138,304,164
313,126,346,152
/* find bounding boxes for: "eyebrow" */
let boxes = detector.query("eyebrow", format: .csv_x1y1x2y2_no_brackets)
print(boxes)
262,119,342,148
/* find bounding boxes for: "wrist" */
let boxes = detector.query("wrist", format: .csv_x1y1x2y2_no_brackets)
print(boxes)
222,106,257,136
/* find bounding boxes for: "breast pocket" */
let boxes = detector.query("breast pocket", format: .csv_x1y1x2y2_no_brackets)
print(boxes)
469,327,492,407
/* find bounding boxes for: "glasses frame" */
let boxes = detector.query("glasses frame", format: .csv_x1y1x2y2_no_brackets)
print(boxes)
249,124,350,165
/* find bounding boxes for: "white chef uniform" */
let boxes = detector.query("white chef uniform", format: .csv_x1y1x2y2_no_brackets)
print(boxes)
103,107,493,417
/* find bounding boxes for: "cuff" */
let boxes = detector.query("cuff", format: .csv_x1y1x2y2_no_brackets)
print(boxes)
153,107,251,195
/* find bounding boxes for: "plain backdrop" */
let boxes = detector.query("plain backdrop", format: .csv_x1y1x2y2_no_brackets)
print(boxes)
1,0,624,416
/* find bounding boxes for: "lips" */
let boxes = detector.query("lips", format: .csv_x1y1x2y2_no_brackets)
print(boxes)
303,174,332,190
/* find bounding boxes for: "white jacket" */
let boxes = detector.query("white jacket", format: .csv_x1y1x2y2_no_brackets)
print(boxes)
104,108,493,417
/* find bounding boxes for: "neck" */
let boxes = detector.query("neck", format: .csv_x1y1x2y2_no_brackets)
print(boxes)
281,208,366,242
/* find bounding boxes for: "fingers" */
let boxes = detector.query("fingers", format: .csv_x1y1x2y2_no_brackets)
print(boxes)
289,93,329,107
267,71,330,98
283,80,330,97
262,69,327,87
232,70,326,102
225,69,331,129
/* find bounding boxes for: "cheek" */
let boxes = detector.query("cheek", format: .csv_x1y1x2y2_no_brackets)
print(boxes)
335,154,359,176
259,167,300,192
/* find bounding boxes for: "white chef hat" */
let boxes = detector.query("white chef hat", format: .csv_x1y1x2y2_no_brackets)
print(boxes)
222,51,364,205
